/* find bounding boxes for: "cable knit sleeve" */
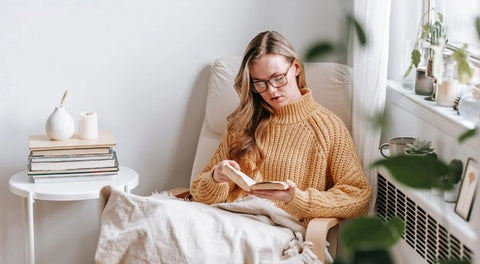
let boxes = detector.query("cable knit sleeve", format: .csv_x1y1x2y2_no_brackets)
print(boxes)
284,113,372,220
190,132,233,204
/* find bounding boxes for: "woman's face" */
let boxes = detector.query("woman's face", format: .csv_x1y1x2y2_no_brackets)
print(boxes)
248,54,302,109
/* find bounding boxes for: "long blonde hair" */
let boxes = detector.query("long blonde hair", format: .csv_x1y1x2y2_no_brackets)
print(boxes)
227,31,307,172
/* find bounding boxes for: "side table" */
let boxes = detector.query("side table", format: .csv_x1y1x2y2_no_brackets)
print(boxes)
9,165,139,264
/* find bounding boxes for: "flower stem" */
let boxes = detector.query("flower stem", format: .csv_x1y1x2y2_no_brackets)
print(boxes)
60,90,68,105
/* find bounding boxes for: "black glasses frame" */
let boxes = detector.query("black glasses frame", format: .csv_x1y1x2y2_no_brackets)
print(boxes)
250,59,295,93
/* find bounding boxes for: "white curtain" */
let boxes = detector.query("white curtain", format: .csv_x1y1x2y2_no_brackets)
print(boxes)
352,0,391,212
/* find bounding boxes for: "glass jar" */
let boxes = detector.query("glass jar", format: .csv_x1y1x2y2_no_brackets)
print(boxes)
458,93,480,124
435,56,459,107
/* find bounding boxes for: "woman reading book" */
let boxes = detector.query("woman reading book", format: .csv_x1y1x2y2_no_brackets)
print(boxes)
95,31,373,264
191,31,372,226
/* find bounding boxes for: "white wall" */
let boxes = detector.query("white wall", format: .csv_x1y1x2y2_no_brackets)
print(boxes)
0,1,352,263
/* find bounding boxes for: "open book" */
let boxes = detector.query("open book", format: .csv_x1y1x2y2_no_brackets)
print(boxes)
223,164,289,191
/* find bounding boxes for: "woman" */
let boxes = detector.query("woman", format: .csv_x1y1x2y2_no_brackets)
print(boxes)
95,31,372,264
191,31,371,226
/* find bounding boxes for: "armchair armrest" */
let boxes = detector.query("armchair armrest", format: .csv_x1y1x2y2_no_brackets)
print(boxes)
305,217,340,263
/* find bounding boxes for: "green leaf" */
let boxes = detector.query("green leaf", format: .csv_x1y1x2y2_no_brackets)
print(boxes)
438,12,444,23
352,249,394,264
403,65,414,79
439,259,471,264
388,217,405,236
332,257,348,264
452,45,473,83
304,42,335,61
422,23,431,38
371,155,450,190
369,110,389,131
340,216,404,253
476,16,480,40
348,15,367,46
458,128,477,143
422,23,429,32
412,49,421,67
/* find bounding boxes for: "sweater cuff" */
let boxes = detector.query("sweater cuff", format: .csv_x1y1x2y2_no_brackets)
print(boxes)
284,189,309,214
192,167,229,201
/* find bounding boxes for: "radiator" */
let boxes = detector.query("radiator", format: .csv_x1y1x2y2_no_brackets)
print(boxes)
376,174,473,263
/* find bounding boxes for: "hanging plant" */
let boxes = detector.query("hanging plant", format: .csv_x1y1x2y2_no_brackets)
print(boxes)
403,8,444,79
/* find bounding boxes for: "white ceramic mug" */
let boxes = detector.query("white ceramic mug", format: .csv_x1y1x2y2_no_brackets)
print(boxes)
379,137,416,158
78,111,98,139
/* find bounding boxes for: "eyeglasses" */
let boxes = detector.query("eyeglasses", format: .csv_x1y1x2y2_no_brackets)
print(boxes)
251,59,294,93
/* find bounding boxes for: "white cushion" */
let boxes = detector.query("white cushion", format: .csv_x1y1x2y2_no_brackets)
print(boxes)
190,56,352,182
304,62,352,132
205,56,242,135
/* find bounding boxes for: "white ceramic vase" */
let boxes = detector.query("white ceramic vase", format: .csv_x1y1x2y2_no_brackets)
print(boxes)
431,187,444,196
45,105,75,140
443,183,460,203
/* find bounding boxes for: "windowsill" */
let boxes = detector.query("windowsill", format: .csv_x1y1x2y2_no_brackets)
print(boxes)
386,80,480,149
388,79,475,126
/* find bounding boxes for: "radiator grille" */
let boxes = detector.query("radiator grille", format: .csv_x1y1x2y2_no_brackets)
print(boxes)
376,174,473,263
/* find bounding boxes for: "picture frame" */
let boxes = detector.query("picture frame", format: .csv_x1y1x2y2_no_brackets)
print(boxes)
455,158,479,221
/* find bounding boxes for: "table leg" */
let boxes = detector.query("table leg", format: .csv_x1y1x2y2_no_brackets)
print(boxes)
23,192,35,264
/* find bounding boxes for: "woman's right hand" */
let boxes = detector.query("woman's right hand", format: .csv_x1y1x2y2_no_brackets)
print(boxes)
212,160,241,183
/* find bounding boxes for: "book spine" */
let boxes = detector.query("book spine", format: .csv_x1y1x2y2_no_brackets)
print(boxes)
28,166,120,176
28,152,119,174
30,153,114,162
30,159,116,171
30,147,112,157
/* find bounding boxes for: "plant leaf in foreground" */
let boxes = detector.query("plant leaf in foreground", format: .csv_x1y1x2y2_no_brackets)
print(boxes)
372,155,450,190
458,128,477,143
340,216,404,253
305,42,335,61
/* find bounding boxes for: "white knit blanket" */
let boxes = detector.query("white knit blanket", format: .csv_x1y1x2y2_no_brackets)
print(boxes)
95,186,322,264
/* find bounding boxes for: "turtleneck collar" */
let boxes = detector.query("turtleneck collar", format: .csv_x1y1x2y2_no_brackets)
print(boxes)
272,88,320,124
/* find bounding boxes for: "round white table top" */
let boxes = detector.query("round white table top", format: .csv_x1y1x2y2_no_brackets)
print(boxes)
9,166,139,201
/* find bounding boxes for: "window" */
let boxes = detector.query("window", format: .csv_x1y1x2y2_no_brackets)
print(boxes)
427,0,480,67
430,1,480,49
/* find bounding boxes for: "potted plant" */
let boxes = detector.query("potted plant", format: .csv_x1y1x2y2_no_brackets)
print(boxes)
403,8,446,96
403,139,435,156
443,159,464,202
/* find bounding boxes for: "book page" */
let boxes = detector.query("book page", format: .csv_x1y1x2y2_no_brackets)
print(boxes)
224,165,288,191
251,181,289,191
224,164,257,191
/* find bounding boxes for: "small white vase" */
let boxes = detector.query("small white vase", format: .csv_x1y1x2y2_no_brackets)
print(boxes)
444,183,460,203
431,187,443,196
45,105,75,140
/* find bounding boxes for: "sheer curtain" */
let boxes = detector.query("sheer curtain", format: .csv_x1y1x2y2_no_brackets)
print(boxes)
352,0,391,211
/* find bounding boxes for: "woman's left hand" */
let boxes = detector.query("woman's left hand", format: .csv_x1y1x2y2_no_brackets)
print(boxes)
249,180,297,203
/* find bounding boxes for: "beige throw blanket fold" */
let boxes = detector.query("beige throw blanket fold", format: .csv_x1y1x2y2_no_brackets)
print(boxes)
95,186,322,264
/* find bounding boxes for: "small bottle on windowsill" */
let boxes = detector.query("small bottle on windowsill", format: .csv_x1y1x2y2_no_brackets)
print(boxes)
458,85,480,125
415,67,434,96
435,56,459,107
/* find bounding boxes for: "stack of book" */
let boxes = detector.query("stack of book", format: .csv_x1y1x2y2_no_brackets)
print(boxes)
27,131,119,183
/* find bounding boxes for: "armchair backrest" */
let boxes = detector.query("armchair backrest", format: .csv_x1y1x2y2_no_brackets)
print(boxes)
190,56,352,183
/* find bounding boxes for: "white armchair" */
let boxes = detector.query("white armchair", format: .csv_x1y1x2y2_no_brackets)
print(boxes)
170,56,353,263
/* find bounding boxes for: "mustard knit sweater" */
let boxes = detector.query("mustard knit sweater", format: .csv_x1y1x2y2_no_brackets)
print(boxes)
190,89,372,226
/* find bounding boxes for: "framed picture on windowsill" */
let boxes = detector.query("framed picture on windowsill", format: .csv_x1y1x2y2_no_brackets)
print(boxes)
455,158,479,221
